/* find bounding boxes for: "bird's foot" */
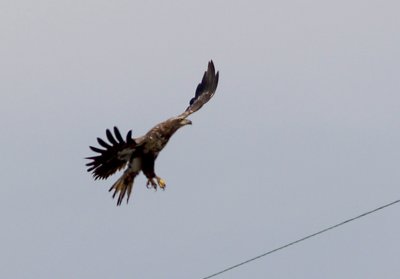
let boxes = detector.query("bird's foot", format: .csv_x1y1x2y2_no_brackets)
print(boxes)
146,178,157,190
146,176,166,191
156,176,166,190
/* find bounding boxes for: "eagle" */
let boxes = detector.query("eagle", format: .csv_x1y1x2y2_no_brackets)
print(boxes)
86,61,219,205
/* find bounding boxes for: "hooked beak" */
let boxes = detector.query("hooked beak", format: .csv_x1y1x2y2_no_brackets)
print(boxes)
180,119,192,126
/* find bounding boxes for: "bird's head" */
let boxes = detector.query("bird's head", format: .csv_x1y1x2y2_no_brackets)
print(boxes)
165,117,192,135
179,118,192,126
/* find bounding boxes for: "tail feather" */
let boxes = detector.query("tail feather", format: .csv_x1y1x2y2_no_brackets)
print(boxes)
108,170,138,206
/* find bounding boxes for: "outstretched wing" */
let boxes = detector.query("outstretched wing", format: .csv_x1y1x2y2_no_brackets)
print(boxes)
86,126,136,180
179,60,219,118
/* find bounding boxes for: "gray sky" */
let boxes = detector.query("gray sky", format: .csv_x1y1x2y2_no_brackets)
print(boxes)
1,1,399,278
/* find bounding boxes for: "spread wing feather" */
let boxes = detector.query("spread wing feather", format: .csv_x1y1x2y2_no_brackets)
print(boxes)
126,130,132,141
86,127,136,180
106,129,119,145
179,60,219,118
97,137,111,148
114,127,125,143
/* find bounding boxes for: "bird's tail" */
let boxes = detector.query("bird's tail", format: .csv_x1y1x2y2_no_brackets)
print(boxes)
108,170,138,206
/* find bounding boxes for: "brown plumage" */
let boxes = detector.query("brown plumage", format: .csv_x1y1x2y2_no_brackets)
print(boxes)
86,61,219,205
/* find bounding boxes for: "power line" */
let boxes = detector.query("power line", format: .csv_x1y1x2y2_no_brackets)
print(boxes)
201,199,400,279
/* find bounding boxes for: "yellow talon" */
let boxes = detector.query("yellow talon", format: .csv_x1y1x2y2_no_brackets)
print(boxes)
157,177,166,190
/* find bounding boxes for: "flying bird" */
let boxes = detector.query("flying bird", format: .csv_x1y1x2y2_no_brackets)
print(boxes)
86,61,219,205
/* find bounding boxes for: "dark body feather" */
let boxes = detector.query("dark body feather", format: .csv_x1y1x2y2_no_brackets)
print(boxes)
86,61,219,205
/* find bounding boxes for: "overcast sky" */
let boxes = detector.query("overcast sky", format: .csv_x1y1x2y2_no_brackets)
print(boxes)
1,1,399,278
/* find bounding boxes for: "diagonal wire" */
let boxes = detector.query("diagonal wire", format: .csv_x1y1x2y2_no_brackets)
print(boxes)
202,199,400,279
